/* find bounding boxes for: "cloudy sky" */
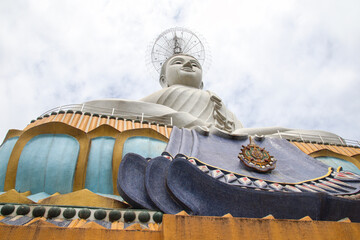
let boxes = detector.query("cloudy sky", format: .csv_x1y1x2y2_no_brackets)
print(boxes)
1,0,359,143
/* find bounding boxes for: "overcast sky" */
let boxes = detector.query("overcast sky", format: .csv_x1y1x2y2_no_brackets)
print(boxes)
1,0,359,143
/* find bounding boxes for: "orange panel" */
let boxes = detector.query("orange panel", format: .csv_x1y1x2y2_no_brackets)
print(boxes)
32,118,44,127
63,112,73,124
53,113,65,122
327,144,343,155
42,115,52,124
47,113,57,122
352,147,360,154
345,147,358,156
78,114,91,131
322,145,339,155
109,117,116,128
99,116,108,125
70,112,82,128
159,125,166,136
31,118,42,127
0,224,162,239
337,146,353,156
305,143,318,152
312,143,324,151
126,120,133,130
117,119,124,131
328,145,348,156
319,144,331,153
88,115,99,132
142,122,149,128
23,121,36,131
162,214,360,240
291,142,310,154
167,126,173,137
134,121,141,129
38,116,51,125
299,142,312,154
302,142,316,153
151,123,158,132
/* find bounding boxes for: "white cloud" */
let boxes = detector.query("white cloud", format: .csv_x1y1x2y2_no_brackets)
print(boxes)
0,0,359,143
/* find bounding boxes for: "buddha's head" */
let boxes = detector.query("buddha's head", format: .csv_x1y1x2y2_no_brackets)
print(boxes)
159,54,203,89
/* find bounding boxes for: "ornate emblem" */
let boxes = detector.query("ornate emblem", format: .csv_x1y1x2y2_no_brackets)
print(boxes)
238,137,277,172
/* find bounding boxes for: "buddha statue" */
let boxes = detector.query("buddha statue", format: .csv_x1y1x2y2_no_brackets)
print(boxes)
84,52,343,144
69,25,344,144
84,54,243,133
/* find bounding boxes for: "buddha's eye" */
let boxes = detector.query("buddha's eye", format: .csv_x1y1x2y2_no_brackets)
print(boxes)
191,63,198,68
173,61,182,64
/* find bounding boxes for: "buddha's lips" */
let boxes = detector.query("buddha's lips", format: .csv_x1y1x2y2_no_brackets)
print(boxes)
181,67,194,72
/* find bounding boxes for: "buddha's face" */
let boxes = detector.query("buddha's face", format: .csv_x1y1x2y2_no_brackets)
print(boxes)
161,55,203,89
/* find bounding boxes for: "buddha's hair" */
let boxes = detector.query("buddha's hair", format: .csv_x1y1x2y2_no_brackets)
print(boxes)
159,54,202,88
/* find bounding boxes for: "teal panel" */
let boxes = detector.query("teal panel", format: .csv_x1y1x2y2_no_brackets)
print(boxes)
15,134,80,194
0,137,19,191
97,193,124,202
85,137,115,194
122,136,167,159
316,156,360,175
27,192,51,202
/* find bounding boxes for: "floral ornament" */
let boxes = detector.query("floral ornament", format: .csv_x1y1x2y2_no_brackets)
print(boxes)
238,137,277,172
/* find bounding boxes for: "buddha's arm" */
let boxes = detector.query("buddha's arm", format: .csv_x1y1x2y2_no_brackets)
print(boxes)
85,98,210,129
207,91,243,131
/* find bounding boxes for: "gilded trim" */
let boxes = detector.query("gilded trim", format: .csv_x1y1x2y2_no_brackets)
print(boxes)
87,124,121,139
181,154,333,185
4,122,90,192
293,141,360,158
112,128,169,194
309,150,360,170
2,129,23,144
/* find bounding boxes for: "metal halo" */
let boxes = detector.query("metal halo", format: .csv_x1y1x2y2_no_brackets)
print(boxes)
150,27,207,73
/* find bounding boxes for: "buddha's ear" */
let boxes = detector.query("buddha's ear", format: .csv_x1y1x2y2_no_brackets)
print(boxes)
200,81,204,89
159,75,167,88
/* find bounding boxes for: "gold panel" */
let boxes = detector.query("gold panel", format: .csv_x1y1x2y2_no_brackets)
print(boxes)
4,122,90,192
38,189,128,208
2,129,23,143
87,124,121,139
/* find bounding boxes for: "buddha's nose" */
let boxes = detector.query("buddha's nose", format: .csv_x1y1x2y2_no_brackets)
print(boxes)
183,61,192,68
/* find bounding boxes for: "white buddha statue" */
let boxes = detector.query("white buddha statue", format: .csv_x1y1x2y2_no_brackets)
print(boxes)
84,52,343,143
141,54,243,132
84,54,243,133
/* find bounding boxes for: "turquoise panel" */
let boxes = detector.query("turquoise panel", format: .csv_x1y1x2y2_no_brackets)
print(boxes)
85,137,115,194
122,136,167,159
27,192,51,202
15,134,79,194
97,193,124,202
0,137,19,191
316,156,360,175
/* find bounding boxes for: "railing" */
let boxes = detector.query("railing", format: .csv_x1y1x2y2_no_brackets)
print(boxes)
274,130,360,147
40,104,360,147
40,104,173,126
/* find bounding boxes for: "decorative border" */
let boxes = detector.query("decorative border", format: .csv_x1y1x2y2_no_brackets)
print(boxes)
175,153,333,185
0,203,163,224
169,153,360,196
